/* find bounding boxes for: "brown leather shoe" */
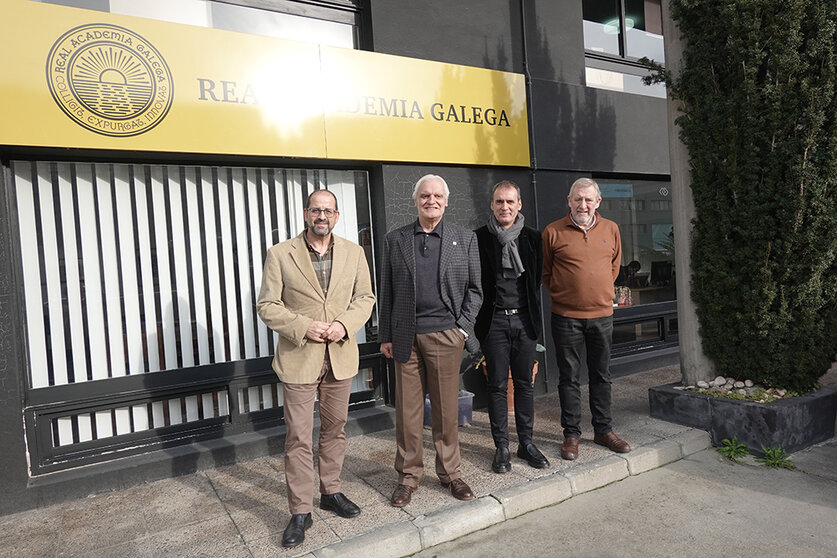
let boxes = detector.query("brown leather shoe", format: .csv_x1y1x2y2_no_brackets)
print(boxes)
561,437,579,460
441,478,475,501
390,484,416,507
594,431,631,453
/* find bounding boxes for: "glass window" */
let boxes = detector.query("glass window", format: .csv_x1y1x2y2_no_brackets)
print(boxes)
582,0,622,56
33,0,356,48
625,0,664,60
210,2,354,48
583,0,664,62
613,319,661,345
599,179,676,307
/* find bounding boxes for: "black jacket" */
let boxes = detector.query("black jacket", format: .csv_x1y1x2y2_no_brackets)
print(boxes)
380,220,483,362
474,225,543,342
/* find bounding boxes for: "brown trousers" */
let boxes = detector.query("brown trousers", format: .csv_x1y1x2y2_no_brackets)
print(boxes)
394,328,466,488
282,356,353,514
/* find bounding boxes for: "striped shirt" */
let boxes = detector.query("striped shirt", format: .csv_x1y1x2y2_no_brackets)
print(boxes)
304,232,333,295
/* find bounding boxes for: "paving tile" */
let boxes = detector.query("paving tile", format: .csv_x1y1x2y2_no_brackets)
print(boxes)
0,505,62,558
228,503,285,543
142,474,228,532
316,500,410,540
62,537,158,558
326,468,391,508
247,520,339,558
150,514,244,557
206,457,288,512
57,490,150,553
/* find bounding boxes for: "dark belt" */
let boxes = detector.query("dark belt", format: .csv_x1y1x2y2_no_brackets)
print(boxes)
496,308,525,315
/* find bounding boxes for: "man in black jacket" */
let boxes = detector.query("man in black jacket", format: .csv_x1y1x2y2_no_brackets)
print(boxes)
379,174,482,507
475,180,548,473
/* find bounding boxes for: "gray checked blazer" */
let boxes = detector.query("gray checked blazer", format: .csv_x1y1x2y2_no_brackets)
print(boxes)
379,219,483,363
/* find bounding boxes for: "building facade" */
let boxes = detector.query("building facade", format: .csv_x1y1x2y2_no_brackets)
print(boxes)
0,0,676,513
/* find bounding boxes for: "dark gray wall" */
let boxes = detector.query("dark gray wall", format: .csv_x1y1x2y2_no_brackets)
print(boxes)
530,80,669,174
368,0,523,72
523,0,585,85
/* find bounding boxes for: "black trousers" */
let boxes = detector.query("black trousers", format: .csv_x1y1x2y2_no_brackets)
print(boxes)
482,310,538,448
550,313,613,439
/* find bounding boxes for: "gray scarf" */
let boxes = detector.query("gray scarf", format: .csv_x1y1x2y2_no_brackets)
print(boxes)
487,213,525,278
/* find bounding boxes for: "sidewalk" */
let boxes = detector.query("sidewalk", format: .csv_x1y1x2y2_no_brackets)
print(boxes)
1,364,831,558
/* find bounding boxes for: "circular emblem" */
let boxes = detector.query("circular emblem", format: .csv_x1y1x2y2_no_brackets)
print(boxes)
46,23,174,137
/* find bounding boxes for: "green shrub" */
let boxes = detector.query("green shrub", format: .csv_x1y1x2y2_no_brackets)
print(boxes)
665,0,837,392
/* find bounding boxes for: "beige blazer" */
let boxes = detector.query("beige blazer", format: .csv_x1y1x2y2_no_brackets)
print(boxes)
257,232,375,384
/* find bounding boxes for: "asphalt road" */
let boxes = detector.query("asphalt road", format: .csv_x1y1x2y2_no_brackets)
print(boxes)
408,445,837,558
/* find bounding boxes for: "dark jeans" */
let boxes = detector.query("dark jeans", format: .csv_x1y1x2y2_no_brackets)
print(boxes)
482,310,537,448
550,313,613,439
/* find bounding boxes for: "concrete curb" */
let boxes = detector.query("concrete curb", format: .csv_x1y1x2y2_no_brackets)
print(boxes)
311,521,421,558
671,428,712,456
492,473,572,519
563,455,629,495
620,438,682,475
414,496,505,548
314,428,711,557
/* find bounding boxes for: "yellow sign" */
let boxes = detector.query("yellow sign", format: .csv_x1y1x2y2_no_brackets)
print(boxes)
0,1,530,166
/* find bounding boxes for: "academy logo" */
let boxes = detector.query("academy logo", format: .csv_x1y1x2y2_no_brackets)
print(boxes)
46,23,173,137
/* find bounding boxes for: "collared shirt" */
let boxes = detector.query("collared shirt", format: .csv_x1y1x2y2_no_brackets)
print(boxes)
569,212,597,234
304,231,333,295
413,219,456,333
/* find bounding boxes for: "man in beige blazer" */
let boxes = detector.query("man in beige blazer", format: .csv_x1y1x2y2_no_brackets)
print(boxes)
257,189,375,549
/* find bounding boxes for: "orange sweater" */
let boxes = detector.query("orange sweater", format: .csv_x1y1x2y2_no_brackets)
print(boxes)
542,213,621,319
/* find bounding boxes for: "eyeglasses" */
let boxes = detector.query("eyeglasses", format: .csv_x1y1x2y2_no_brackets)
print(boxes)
306,207,338,217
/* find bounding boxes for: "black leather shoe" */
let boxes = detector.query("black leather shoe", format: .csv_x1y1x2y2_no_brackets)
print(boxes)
492,446,511,473
281,513,313,548
320,492,361,518
517,443,550,468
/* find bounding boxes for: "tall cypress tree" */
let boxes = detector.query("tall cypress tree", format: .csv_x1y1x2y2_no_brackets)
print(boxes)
667,0,837,392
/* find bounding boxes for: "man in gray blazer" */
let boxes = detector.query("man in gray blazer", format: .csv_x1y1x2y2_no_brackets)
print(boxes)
379,174,483,507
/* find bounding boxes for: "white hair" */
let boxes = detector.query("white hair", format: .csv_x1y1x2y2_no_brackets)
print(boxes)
412,174,450,201
568,177,601,199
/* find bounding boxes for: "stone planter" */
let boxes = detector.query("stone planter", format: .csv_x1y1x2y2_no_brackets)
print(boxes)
649,383,837,455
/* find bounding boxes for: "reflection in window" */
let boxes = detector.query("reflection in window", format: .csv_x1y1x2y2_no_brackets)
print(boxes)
613,319,661,345
600,180,676,307
582,0,622,56
34,0,356,48
584,67,667,98
625,0,664,60
582,0,664,62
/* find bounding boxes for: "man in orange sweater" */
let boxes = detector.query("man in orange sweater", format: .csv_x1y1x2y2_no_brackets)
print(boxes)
542,177,631,460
